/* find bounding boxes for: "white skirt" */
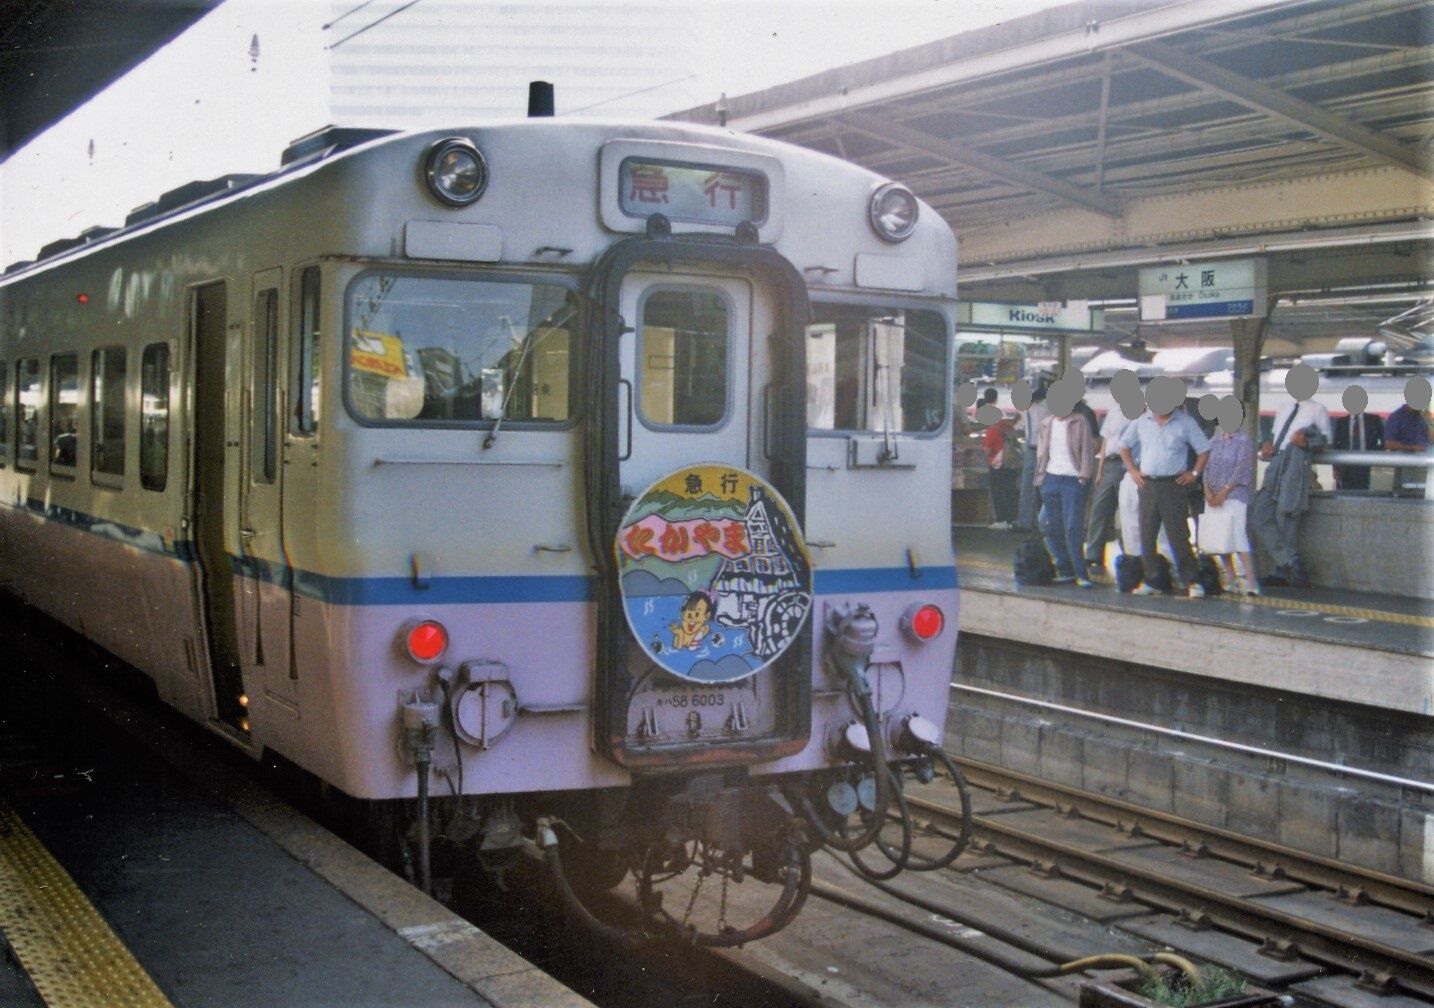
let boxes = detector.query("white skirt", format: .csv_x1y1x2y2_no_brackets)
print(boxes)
1197,499,1250,554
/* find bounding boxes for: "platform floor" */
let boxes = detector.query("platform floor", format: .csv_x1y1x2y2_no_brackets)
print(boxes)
955,525,1433,658
0,644,588,1008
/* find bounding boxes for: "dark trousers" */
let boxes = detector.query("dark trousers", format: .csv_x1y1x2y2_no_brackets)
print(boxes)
1039,474,1087,579
988,467,1018,523
1016,446,1039,529
1138,476,1197,586
1083,459,1123,564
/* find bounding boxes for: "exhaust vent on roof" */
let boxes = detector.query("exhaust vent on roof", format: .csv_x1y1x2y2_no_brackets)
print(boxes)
79,226,118,242
5,261,35,275
280,125,397,167
124,174,261,228
36,237,85,260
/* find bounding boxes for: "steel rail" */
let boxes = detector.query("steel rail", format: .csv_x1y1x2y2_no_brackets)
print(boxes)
903,781,1434,997
949,756,1434,913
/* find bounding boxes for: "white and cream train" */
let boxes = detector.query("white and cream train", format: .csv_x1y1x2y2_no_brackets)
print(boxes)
0,111,959,941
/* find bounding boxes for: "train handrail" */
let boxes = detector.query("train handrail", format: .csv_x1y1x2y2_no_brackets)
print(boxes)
1311,448,1433,500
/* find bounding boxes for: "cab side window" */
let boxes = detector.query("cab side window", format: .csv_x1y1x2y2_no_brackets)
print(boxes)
253,288,278,483
292,266,320,435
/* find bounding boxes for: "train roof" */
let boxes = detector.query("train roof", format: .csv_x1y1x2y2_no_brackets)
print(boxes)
2,118,950,286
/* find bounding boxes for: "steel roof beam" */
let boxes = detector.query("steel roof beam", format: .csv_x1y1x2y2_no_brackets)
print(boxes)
1125,38,1433,181
841,110,1124,218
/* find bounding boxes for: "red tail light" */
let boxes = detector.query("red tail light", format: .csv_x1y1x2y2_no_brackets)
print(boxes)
902,603,945,642
404,620,448,663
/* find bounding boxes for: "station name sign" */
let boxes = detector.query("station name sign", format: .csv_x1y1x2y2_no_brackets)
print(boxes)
958,300,1104,334
1138,257,1267,322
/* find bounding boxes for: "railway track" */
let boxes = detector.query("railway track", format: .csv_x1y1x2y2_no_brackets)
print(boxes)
898,757,1434,1002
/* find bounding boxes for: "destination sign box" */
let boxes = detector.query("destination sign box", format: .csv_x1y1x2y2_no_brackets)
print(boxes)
619,158,767,228
1139,257,1268,321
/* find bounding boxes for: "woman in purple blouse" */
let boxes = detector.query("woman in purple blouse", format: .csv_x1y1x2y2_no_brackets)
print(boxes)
1199,423,1258,594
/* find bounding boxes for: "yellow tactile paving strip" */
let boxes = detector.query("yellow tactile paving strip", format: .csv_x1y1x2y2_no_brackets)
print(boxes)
0,802,174,1008
957,556,1434,629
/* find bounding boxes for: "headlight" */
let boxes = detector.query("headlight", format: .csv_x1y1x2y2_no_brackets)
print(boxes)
868,182,919,242
424,137,487,207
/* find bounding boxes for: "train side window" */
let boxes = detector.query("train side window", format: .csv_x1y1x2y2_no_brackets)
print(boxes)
253,288,278,482
805,304,948,434
49,353,79,474
292,266,320,436
140,343,170,492
0,362,8,467
91,347,126,479
16,358,39,470
638,288,729,428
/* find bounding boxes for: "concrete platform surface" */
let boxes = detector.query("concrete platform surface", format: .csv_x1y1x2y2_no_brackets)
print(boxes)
4,743,495,1008
954,526,1433,716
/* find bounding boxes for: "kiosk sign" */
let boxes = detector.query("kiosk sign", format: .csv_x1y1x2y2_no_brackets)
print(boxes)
1139,258,1268,321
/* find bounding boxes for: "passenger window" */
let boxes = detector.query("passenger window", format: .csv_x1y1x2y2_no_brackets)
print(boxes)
805,304,948,434
253,288,278,483
16,358,39,469
140,343,170,492
0,362,8,467
91,347,126,478
638,288,728,428
49,354,79,471
292,266,320,435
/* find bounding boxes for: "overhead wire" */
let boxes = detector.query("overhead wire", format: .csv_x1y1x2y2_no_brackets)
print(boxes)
327,0,425,50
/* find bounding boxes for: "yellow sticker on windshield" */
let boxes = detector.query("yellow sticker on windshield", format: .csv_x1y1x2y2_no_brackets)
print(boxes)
351,329,408,379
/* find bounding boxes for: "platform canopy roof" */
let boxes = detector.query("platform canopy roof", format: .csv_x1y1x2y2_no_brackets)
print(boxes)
667,0,1434,314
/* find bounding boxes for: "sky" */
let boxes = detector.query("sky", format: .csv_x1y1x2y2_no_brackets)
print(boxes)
1,0,1058,263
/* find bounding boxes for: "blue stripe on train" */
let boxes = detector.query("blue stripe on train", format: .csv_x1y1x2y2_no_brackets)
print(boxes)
1,497,957,604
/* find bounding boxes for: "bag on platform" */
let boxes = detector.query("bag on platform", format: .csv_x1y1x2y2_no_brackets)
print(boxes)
1197,553,1224,596
1114,553,1143,593
1146,554,1175,593
1013,536,1055,586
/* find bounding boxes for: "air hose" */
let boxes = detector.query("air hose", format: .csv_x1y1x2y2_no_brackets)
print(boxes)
875,744,973,873
800,605,895,854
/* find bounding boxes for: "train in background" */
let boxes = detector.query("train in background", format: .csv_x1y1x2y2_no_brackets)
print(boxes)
0,100,962,943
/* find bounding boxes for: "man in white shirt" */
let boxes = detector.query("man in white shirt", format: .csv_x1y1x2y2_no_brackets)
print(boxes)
1016,386,1050,531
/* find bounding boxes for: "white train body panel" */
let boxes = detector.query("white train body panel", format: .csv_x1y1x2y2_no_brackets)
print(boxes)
0,120,958,799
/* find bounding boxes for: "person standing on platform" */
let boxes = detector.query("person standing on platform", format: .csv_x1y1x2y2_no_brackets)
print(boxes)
1199,397,1259,595
1118,375,1211,598
1084,369,1141,576
1013,377,1050,531
1332,385,1383,490
1251,364,1330,588
1033,376,1097,587
983,412,1019,529
1385,376,1431,495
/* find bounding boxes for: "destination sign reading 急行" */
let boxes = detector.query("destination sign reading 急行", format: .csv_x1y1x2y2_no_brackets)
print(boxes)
618,159,767,227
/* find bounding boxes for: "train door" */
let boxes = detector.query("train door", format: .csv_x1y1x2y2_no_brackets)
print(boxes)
189,281,247,731
618,272,752,494
239,270,295,710
598,265,810,768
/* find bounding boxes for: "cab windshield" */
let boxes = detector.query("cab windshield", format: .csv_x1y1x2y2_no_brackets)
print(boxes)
345,273,578,425
806,303,949,433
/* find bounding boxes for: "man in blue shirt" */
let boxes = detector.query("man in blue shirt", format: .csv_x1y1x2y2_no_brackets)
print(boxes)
1118,382,1211,598
1385,377,1431,495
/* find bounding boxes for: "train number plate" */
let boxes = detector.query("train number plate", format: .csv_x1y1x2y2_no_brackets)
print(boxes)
654,690,726,709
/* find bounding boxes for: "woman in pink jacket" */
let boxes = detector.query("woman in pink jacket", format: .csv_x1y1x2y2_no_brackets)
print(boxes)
1034,386,1097,587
